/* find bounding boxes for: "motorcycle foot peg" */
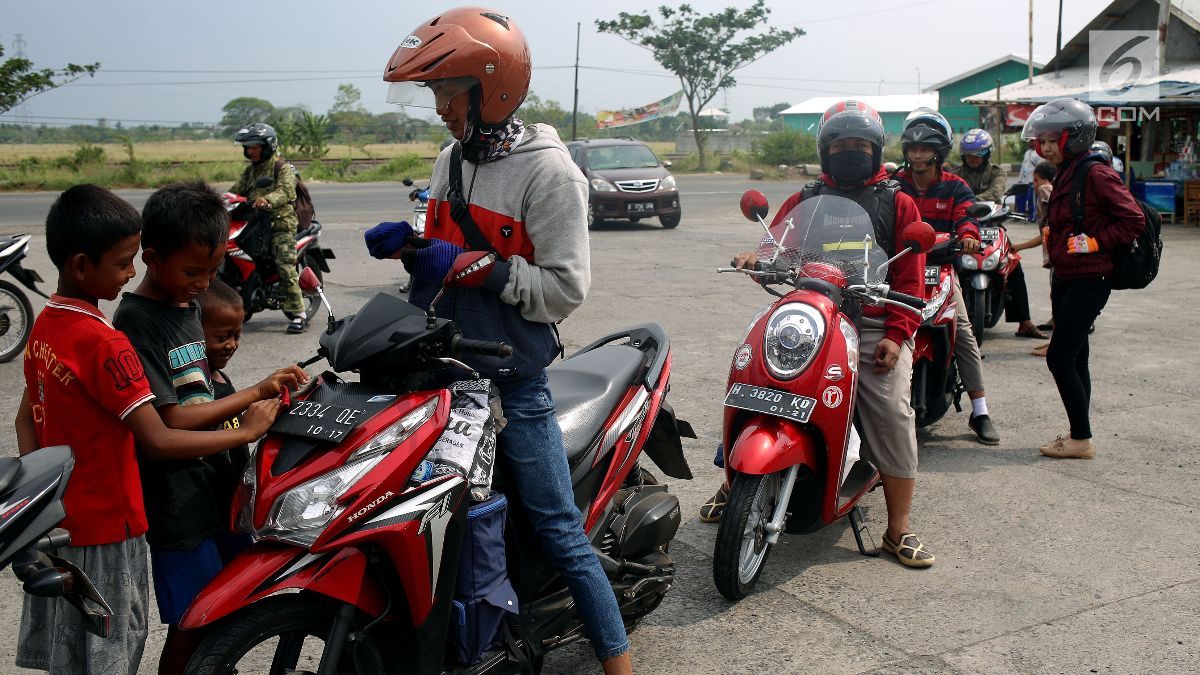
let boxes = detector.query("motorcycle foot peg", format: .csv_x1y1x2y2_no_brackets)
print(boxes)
849,507,880,557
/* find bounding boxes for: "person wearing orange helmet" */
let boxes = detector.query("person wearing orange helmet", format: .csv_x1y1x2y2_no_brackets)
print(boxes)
365,8,632,673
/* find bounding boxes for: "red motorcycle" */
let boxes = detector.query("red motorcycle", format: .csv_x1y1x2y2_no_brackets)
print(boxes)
220,187,335,323
957,201,1022,345
711,190,932,600
181,259,694,674
911,232,963,428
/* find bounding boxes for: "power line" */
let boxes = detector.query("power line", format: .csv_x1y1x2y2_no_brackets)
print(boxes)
781,0,948,26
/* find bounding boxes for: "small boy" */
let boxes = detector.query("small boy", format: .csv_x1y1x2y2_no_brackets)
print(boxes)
15,185,282,675
111,181,308,675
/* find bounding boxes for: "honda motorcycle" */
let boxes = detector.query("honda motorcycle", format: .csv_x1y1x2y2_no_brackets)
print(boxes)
912,233,962,428
220,182,336,323
711,190,932,600
2,446,114,638
401,176,430,236
957,202,1022,345
0,232,48,363
182,259,694,674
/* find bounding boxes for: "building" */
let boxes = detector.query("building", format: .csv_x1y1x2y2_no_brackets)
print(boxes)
778,94,938,136
924,54,1045,133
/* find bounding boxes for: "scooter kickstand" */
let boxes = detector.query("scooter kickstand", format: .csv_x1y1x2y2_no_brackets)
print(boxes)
849,506,880,557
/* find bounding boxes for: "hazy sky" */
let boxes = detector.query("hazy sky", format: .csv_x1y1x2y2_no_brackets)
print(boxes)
1,0,1112,128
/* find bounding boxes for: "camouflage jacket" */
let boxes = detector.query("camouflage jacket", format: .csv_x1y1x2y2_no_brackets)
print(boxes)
231,158,298,232
953,161,1007,203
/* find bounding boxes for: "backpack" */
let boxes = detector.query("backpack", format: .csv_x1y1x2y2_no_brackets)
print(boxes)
273,160,316,230
1071,158,1163,290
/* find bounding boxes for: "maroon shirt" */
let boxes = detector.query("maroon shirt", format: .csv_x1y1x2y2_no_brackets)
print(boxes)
1045,158,1145,279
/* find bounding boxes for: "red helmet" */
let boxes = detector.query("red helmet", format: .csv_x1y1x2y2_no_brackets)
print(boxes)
384,7,531,126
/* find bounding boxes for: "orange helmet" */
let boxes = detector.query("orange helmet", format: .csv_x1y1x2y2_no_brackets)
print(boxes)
384,7,531,126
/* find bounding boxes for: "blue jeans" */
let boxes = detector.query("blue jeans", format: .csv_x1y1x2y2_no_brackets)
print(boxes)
496,372,630,660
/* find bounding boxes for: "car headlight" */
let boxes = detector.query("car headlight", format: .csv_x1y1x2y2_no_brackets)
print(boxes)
959,254,978,270
660,174,677,191
350,397,437,460
921,276,953,322
590,177,617,192
981,248,1002,271
763,303,825,379
261,453,388,546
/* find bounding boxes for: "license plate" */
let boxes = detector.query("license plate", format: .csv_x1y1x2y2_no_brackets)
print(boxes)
979,226,1001,243
724,384,817,424
626,202,655,213
925,266,940,285
271,390,394,443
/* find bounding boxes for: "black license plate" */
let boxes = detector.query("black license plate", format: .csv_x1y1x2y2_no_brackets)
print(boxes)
979,226,1001,243
925,266,940,285
271,390,396,443
724,384,817,423
626,201,655,213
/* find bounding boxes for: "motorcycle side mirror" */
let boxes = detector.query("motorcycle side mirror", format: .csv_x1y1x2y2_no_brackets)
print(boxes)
966,203,991,219
299,267,321,295
663,160,673,168
901,221,937,254
739,190,769,222
444,251,496,288
402,177,414,187
254,176,274,189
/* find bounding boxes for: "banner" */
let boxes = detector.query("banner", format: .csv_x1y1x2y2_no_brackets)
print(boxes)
1006,102,1120,130
597,91,683,129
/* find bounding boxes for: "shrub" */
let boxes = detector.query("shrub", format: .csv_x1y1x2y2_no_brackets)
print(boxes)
753,131,818,166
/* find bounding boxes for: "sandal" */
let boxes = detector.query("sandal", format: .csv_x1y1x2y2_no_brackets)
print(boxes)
1015,325,1049,339
880,532,935,568
699,484,729,523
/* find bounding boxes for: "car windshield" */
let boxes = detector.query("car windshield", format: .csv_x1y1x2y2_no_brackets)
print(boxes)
586,145,660,170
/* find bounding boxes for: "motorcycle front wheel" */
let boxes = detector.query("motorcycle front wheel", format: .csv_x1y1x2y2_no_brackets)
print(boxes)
970,288,988,346
0,279,34,364
284,252,325,323
713,470,783,601
185,595,395,675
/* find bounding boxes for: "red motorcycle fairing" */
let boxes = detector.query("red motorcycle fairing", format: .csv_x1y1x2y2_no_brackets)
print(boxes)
725,416,821,477
178,543,385,629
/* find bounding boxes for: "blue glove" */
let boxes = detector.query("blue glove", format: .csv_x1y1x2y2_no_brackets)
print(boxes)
364,221,414,259
400,238,465,284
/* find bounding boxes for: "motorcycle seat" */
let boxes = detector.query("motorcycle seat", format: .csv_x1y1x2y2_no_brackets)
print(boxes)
0,457,21,494
548,344,645,464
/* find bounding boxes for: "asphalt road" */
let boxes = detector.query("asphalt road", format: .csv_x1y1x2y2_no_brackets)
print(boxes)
0,176,1198,673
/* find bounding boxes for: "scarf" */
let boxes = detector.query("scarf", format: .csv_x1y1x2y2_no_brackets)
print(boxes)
462,116,525,164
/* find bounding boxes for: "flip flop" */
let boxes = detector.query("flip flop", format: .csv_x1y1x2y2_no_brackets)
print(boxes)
699,484,729,523
880,532,935,568
1015,325,1049,339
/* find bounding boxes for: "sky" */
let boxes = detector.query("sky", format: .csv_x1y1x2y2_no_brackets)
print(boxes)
0,0,1114,129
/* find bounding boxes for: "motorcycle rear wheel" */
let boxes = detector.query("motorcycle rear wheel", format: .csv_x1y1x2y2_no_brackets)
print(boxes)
0,279,34,364
185,595,395,675
713,471,782,601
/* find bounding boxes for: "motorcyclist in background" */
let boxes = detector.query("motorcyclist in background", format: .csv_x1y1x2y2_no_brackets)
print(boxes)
955,129,1007,203
230,123,307,334
1090,140,1124,174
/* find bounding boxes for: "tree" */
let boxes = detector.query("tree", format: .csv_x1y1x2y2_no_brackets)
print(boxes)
0,45,98,114
597,1,803,170
220,97,276,136
753,102,790,123
329,83,373,144
330,83,365,115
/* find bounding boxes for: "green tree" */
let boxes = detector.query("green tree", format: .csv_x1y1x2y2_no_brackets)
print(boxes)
220,96,276,136
0,45,98,114
329,83,373,144
597,1,803,170
753,102,790,122
293,111,331,159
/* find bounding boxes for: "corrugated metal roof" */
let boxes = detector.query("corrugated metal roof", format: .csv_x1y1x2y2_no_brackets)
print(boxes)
779,94,938,116
961,62,1200,104
924,54,1049,93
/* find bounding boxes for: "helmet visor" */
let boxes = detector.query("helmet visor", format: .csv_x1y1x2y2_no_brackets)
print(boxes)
386,76,477,110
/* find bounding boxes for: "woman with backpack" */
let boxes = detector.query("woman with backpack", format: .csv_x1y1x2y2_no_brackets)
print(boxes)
1020,98,1146,460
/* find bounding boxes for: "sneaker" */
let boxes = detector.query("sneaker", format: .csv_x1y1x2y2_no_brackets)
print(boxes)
1040,437,1095,459
287,316,308,334
968,414,1000,445
699,484,729,523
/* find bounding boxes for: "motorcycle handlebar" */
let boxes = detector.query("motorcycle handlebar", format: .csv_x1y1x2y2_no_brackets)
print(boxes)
452,336,513,358
886,290,927,309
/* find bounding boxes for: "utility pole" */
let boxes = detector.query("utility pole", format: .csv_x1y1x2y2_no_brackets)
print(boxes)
916,68,921,93
1055,0,1064,77
1028,0,1035,84
571,22,580,141
1159,0,1172,75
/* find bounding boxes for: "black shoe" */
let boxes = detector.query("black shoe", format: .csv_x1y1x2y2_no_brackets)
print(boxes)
1036,321,1054,332
287,316,308,334
968,414,1000,445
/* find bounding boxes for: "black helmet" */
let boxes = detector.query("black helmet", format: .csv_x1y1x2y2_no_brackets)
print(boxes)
901,108,953,165
1020,98,1096,158
234,122,278,161
1089,140,1114,165
817,100,885,176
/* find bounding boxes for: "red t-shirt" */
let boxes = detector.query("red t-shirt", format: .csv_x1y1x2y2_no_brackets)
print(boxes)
23,296,154,546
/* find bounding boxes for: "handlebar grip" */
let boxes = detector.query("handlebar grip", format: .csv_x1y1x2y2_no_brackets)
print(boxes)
452,336,513,358
886,290,926,309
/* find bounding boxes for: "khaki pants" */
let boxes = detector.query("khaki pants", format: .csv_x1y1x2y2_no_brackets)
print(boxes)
271,229,305,314
856,328,919,479
952,273,986,392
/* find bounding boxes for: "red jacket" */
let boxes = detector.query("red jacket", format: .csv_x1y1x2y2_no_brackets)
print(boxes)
895,167,980,242
771,169,926,346
1045,158,1145,279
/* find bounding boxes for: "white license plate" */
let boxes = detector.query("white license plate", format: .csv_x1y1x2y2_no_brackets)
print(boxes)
626,202,655,213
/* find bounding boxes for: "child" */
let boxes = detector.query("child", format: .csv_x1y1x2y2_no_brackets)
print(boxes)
111,181,308,675
14,185,282,675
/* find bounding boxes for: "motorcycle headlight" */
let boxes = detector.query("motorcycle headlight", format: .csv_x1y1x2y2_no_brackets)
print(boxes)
921,276,953,322
233,440,261,536
839,317,859,374
261,453,388,547
590,177,617,192
763,303,826,379
350,397,437,460
959,254,979,270
981,248,1002,271
660,174,677,191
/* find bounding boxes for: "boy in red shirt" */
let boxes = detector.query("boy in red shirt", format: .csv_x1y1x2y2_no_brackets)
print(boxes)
14,185,282,675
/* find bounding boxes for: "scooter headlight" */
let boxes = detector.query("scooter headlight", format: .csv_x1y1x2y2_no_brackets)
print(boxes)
981,248,1002,271
959,254,979,270
763,302,825,379
921,276,953,322
261,454,388,547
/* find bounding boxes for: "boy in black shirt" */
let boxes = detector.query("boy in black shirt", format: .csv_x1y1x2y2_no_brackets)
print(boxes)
198,279,250,527
113,182,308,675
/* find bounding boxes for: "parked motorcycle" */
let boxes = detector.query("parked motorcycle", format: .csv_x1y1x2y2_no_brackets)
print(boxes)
181,259,694,674
711,190,932,600
401,176,430,236
957,202,1023,345
220,180,336,323
0,233,48,363
912,233,962,428
2,446,114,638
